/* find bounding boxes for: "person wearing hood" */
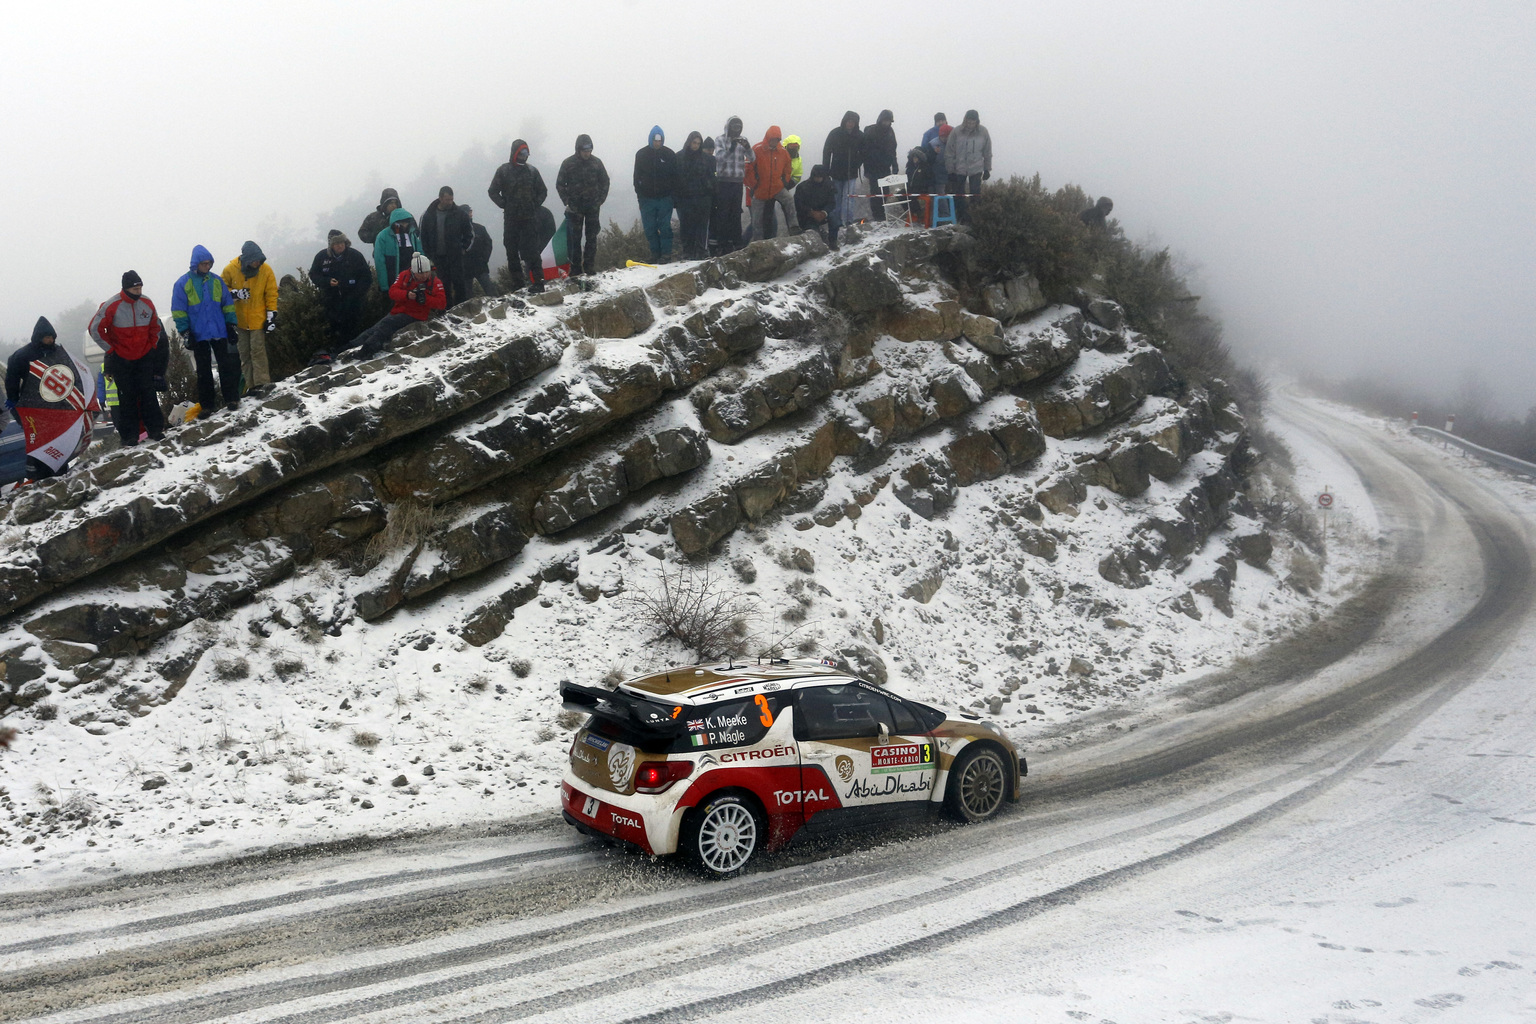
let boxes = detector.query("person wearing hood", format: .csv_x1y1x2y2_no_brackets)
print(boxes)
794,164,841,250
358,188,402,246
822,111,866,226
420,186,474,308
712,116,754,253
944,109,993,225
488,139,549,293
171,245,241,414
676,131,716,259
1080,196,1114,229
372,205,422,291
556,134,610,280
905,146,937,221
862,110,899,222
341,252,446,361
309,230,373,345
460,207,498,297
89,271,165,445
783,135,804,187
744,126,796,242
222,241,278,396
5,317,97,477
633,126,677,261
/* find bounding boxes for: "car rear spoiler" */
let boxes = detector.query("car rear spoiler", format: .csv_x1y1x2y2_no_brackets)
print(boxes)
560,682,685,740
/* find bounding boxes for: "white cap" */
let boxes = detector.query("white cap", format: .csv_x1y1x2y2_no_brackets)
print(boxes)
411,253,433,275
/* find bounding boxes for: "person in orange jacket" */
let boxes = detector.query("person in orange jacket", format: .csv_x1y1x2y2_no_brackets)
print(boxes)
743,125,797,241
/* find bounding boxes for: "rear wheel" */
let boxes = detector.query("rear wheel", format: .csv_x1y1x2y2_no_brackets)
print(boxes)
945,745,1008,823
683,794,760,877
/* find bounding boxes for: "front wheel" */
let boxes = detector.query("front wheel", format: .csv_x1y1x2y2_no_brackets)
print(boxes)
683,794,760,877
944,745,1008,823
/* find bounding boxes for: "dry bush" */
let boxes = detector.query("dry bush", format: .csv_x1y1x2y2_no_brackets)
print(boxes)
351,730,381,750
508,659,532,678
363,499,443,568
465,674,490,692
628,567,756,661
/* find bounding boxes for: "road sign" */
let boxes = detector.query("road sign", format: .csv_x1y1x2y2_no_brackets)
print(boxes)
1317,492,1334,509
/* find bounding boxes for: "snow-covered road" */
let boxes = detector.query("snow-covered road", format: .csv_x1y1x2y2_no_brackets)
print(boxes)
1,394,1532,1024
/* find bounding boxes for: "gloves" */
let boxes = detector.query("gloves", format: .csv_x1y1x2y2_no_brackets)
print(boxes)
232,288,251,301
227,324,239,343
265,311,277,334
3,399,16,415
152,375,167,393
983,170,991,181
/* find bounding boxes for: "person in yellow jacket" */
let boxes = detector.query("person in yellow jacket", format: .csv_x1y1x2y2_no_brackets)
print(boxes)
222,240,278,395
783,135,804,187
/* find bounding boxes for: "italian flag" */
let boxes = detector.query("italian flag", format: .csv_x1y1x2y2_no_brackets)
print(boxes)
539,219,571,282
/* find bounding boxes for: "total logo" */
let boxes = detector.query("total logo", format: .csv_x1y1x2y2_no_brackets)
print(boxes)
611,812,642,830
773,788,833,806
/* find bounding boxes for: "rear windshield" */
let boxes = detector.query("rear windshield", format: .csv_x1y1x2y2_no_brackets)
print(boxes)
669,696,784,753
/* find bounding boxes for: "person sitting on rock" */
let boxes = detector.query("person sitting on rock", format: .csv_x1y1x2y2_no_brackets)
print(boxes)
337,253,445,362
794,164,840,250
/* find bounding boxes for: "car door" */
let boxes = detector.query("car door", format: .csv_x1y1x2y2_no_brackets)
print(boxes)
793,682,938,830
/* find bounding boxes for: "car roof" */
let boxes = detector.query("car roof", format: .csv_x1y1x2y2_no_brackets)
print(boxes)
616,659,860,704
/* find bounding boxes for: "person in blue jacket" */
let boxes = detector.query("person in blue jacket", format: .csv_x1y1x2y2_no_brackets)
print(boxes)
372,207,421,290
170,245,240,415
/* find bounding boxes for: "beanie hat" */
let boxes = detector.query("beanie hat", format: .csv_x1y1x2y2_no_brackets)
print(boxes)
938,124,953,139
327,229,350,247
411,253,433,275
122,270,143,290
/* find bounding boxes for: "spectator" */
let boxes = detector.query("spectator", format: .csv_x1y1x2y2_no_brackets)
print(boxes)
344,253,446,360
488,138,549,293
420,186,474,308
783,135,804,187
171,245,240,414
358,188,401,245
944,109,992,225
863,110,899,222
222,241,278,397
712,116,753,254
88,270,165,446
676,131,716,259
308,230,372,345
372,206,421,290
795,164,841,250
921,113,947,189
634,126,677,261
905,146,936,220
744,125,796,242
822,111,865,227
1080,196,1114,229
5,317,97,477
461,207,498,297
556,134,610,281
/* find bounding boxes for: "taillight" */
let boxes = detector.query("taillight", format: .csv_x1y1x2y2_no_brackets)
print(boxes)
634,760,694,794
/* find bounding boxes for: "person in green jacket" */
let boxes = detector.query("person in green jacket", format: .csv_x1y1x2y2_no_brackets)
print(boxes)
372,207,421,290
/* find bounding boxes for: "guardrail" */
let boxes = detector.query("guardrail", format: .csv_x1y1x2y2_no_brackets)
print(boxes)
1410,426,1536,478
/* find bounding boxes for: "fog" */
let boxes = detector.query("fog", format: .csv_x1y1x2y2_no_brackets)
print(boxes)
4,1,1532,411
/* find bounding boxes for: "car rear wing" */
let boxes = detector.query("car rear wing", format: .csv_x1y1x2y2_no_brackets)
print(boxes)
560,682,685,741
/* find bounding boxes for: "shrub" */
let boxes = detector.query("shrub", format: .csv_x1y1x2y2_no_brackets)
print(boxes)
269,272,389,379
628,567,756,661
969,175,1098,301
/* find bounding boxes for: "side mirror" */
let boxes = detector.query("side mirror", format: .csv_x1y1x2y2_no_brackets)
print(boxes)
877,722,889,745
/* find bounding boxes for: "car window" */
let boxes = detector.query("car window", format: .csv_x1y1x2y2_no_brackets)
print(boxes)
670,696,782,752
888,697,926,735
794,685,897,741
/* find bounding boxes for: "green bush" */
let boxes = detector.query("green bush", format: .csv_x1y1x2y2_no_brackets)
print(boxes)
968,175,1097,301
269,271,388,378
595,218,654,272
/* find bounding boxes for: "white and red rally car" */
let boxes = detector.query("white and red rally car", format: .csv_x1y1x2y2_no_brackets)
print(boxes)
559,659,1025,876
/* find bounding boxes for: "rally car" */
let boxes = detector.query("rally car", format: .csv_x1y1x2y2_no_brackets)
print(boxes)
559,659,1025,876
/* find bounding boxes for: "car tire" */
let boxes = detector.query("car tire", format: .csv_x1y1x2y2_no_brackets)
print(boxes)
944,745,1008,823
683,794,761,878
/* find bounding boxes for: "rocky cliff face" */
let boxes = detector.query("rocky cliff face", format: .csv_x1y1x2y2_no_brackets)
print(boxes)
0,226,1272,718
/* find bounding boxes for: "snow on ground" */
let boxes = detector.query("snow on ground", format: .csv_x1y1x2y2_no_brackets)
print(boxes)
0,390,1387,890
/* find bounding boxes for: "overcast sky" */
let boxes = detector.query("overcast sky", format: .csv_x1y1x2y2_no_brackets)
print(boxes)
3,1,1531,410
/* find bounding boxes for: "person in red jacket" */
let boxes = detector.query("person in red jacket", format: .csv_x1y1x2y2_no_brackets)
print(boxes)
744,125,797,241
345,253,446,360
89,271,165,444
